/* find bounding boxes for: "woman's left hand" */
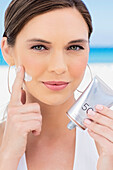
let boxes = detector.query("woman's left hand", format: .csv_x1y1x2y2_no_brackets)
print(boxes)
83,105,113,170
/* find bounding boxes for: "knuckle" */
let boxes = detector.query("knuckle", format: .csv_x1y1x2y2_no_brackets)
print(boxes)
102,126,109,134
33,103,40,111
36,121,42,128
39,114,42,121
37,125,42,133
7,107,15,117
90,122,95,130
95,113,101,121
35,114,42,121
7,106,18,117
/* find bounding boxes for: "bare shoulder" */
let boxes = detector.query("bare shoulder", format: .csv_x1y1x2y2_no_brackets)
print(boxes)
0,121,6,147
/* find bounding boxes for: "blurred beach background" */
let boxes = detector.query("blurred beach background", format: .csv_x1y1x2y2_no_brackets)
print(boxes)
0,0,113,120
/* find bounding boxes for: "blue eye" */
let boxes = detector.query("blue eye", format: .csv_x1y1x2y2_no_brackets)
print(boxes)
31,45,48,51
68,45,84,51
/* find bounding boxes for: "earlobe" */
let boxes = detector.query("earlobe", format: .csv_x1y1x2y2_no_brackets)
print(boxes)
1,37,15,66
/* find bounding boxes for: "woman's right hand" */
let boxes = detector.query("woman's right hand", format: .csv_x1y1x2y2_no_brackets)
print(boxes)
0,65,42,161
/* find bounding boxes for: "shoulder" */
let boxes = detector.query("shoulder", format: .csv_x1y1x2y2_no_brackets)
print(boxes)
0,121,6,147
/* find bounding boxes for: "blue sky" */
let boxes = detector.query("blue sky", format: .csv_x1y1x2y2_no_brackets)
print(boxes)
0,0,113,47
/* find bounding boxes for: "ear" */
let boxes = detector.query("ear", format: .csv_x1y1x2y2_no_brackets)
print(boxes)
1,37,15,66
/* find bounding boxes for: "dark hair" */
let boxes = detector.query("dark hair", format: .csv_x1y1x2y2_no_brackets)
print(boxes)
3,0,93,46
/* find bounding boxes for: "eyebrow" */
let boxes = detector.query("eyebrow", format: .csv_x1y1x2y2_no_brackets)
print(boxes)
26,39,51,44
26,38,88,44
68,39,88,44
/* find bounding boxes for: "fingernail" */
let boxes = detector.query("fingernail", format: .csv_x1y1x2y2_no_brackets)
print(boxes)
95,105,103,110
17,66,22,73
84,119,91,124
88,110,95,116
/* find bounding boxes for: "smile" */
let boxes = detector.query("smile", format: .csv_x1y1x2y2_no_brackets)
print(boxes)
42,81,70,91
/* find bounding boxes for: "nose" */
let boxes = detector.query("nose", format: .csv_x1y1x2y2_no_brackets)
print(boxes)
48,52,68,75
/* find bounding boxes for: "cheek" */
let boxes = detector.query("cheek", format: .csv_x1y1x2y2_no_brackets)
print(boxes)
15,44,47,77
69,57,88,79
21,55,46,77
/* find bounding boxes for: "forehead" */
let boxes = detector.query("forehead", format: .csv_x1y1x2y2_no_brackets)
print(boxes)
17,8,88,41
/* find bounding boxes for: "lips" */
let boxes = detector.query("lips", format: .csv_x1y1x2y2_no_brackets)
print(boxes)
42,81,70,91
43,81,69,85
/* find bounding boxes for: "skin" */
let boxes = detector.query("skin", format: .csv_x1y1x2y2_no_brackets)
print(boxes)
1,7,113,170
14,8,89,105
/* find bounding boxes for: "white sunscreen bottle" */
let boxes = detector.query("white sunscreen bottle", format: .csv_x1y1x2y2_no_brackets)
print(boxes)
67,76,113,130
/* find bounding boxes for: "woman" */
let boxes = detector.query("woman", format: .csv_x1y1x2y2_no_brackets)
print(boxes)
0,0,113,169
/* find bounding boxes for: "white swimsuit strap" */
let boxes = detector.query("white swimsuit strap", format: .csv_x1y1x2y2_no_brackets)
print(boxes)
17,153,28,170
73,127,99,170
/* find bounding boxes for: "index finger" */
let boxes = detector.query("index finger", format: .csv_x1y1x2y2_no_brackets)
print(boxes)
10,65,25,106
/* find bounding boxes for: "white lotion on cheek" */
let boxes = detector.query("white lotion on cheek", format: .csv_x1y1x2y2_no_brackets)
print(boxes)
15,66,32,82
24,72,32,82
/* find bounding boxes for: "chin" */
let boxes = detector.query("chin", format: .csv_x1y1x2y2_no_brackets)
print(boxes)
38,97,67,106
34,94,70,106
43,100,65,106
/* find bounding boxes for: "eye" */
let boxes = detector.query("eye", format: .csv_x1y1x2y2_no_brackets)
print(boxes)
67,45,84,51
31,45,48,51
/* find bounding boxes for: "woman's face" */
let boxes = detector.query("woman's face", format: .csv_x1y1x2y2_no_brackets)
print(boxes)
12,8,89,105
